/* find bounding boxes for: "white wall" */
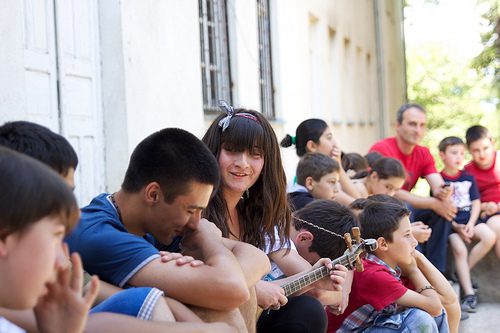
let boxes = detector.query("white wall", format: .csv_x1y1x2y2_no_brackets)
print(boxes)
100,0,206,191
1,0,405,194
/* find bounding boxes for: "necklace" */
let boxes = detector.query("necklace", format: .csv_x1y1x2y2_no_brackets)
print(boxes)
109,193,123,221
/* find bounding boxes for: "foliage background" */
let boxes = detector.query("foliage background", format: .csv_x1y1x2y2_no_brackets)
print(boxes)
405,0,500,172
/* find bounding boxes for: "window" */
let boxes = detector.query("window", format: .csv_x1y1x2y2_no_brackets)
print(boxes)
199,0,232,113
257,0,275,119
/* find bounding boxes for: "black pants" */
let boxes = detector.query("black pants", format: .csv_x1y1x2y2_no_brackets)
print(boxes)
256,295,327,333
412,208,452,273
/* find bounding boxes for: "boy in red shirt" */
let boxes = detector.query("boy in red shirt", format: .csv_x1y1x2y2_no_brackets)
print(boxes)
327,202,457,333
464,125,500,259
438,136,496,313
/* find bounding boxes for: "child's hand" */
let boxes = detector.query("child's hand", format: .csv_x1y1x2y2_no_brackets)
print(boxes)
34,248,99,333
256,280,287,310
455,224,472,244
399,253,418,277
411,222,431,243
312,259,347,292
432,198,457,221
434,184,453,201
331,146,342,164
463,224,475,239
159,251,204,267
484,202,499,216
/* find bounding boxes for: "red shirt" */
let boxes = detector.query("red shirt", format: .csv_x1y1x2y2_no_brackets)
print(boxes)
464,151,500,203
369,137,437,191
327,259,408,332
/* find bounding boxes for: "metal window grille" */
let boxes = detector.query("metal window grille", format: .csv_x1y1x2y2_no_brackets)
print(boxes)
199,0,232,113
257,0,275,119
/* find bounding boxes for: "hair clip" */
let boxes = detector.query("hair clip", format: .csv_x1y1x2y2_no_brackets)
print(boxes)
218,100,235,132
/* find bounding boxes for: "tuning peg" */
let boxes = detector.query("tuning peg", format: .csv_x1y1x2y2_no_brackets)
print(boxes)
352,227,361,244
351,227,364,272
343,232,353,251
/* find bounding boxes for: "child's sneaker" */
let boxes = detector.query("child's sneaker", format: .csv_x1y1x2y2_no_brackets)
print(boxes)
472,279,479,292
461,294,478,313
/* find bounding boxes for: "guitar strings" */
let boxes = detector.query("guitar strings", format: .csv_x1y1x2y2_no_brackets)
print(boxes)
292,215,345,239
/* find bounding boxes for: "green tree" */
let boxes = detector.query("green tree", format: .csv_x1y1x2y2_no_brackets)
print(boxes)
407,43,498,169
472,0,500,99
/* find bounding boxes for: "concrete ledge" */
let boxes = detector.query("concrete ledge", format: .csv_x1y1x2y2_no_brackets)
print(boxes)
470,251,500,302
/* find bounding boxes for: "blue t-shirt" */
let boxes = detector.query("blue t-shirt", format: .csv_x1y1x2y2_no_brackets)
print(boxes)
66,193,179,288
440,170,480,209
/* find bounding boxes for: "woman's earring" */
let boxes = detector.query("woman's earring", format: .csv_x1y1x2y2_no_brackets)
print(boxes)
245,189,250,199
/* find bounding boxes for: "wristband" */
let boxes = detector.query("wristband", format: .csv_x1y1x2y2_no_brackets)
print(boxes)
416,285,435,293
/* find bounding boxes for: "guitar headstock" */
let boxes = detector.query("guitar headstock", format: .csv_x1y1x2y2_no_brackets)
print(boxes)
342,227,377,272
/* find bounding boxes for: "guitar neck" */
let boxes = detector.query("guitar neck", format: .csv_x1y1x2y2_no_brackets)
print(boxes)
280,255,352,297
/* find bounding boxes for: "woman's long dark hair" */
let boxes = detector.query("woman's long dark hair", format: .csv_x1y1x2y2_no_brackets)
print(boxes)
202,109,291,251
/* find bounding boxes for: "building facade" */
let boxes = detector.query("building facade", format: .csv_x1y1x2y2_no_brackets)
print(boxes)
0,0,406,204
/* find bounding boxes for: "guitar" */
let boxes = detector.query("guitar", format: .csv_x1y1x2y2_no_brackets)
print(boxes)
280,230,377,297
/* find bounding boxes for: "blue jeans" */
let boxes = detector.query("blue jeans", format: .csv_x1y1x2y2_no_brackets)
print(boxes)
364,308,449,333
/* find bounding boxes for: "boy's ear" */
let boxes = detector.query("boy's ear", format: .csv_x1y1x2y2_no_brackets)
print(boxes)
144,182,161,204
296,230,314,243
376,236,389,252
304,176,315,191
369,171,379,182
438,151,445,160
306,140,317,153
294,230,314,252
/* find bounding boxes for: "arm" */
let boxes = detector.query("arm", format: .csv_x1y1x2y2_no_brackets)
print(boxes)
395,189,457,220
0,309,37,333
414,251,457,307
165,298,203,322
411,222,431,243
85,313,236,333
332,149,362,200
464,199,481,238
221,237,271,287
128,219,249,311
481,201,500,216
395,189,437,210
425,173,448,198
334,190,356,206
353,180,369,198
396,254,443,317
337,168,362,200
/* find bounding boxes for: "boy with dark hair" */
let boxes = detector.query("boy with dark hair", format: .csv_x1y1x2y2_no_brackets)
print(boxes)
67,127,270,330
327,201,457,333
349,195,432,244
0,121,77,188
0,147,99,333
291,200,358,264
0,121,236,333
464,125,500,259
438,135,496,312
289,152,340,210
291,200,358,316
